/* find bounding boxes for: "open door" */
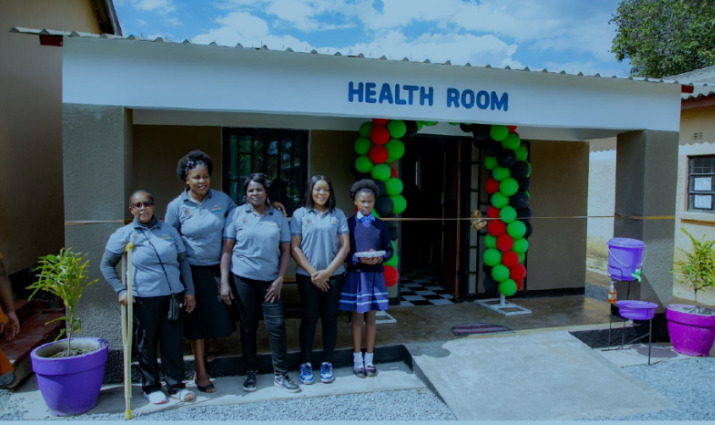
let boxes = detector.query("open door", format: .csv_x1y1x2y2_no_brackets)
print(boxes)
440,138,462,298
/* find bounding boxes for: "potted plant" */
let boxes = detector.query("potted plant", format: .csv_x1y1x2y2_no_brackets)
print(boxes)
667,228,715,357
26,248,109,416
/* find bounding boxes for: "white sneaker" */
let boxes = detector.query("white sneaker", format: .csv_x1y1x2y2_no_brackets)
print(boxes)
144,391,168,404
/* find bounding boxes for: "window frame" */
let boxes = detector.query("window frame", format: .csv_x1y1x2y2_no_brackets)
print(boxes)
687,155,715,213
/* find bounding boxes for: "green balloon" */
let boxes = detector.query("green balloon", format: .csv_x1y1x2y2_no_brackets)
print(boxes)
423,121,437,126
483,248,502,267
526,162,532,177
484,234,497,249
525,190,530,199
490,125,509,141
354,137,372,155
491,264,510,282
499,206,517,224
387,120,407,139
385,241,398,266
484,156,498,170
502,133,520,151
385,177,404,196
499,279,517,296
512,237,529,254
491,192,509,209
391,194,407,214
515,145,528,162
355,155,373,173
499,178,519,196
449,122,459,125
371,163,391,181
385,139,405,160
359,121,374,138
507,220,527,238
492,166,510,181
416,121,423,131
518,252,525,263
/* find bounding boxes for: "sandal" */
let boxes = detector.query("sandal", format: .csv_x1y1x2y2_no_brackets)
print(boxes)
195,380,215,393
205,350,219,363
171,388,195,402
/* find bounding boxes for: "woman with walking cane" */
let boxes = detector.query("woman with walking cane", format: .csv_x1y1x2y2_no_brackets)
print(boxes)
101,190,197,405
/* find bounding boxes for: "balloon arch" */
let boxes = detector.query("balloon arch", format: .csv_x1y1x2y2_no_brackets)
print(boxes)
351,119,531,298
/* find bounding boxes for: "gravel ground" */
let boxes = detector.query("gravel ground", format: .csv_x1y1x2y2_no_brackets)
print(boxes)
0,387,456,421
585,357,715,421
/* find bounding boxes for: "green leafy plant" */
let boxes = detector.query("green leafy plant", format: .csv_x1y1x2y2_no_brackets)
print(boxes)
27,248,98,357
672,228,715,309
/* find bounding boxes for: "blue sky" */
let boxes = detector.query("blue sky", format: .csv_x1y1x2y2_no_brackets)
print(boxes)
113,0,632,77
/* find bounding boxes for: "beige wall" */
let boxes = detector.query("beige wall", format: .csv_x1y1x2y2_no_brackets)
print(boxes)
674,105,715,305
132,125,222,217
308,130,358,212
0,0,102,273
586,138,616,271
528,140,589,290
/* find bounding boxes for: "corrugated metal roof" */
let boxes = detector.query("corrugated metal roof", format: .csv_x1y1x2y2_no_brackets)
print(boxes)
10,26,710,91
668,66,715,100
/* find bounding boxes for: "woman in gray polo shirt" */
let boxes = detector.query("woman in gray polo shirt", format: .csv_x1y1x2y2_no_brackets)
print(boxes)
219,173,300,393
100,190,196,405
290,175,350,385
165,150,237,393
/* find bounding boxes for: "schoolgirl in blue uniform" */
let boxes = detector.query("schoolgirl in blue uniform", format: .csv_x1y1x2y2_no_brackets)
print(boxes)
338,179,393,377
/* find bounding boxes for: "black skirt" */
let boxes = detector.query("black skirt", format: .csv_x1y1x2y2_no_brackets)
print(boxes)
183,265,236,340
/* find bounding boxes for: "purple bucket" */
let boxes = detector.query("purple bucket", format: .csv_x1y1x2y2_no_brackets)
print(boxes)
608,238,645,281
30,337,109,416
616,300,658,320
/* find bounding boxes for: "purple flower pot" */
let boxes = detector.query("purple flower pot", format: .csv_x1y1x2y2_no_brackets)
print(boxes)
666,304,715,357
30,337,109,416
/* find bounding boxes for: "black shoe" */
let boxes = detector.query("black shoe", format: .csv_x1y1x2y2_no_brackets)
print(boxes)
243,370,257,392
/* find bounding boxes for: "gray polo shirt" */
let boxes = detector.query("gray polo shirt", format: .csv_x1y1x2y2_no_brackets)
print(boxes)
103,218,189,297
290,207,349,277
165,189,236,266
223,204,290,281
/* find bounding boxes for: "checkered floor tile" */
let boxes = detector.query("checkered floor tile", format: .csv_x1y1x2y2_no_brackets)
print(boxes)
399,269,455,306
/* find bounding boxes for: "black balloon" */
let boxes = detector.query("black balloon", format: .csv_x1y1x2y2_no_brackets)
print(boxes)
482,263,492,274
524,222,533,238
459,123,473,133
389,225,399,241
404,120,418,138
497,149,517,168
517,177,531,192
511,161,530,179
483,141,500,156
483,276,499,295
354,173,371,181
375,180,387,197
516,208,532,220
510,192,529,210
375,196,394,216
472,124,490,141
472,138,487,150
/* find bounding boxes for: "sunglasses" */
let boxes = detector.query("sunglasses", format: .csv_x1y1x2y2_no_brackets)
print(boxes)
130,201,154,209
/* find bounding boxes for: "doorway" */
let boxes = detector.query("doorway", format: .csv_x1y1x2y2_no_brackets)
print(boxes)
401,135,471,299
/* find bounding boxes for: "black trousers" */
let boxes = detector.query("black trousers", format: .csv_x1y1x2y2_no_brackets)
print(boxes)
133,295,186,394
231,274,287,375
296,273,345,364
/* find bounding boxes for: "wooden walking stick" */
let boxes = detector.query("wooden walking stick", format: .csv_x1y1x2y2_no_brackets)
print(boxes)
121,241,134,420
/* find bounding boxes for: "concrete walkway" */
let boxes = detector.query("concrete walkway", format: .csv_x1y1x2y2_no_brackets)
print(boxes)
8,325,692,421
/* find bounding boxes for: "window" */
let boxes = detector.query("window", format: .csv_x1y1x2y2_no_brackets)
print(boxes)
223,128,308,216
688,155,715,212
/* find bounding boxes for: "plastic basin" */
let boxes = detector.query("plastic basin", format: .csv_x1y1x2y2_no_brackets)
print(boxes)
616,300,657,320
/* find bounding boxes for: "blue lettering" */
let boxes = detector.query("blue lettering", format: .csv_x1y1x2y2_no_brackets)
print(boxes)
348,81,363,103
446,88,459,107
379,83,394,104
461,89,475,109
491,91,508,111
403,85,418,105
395,85,406,105
420,86,434,106
365,82,377,104
477,90,490,109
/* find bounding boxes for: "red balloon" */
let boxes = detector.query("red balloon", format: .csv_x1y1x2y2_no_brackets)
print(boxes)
496,234,514,252
485,177,500,194
487,219,506,236
373,118,389,126
508,125,518,133
515,279,524,291
384,265,399,287
370,126,390,145
510,264,526,281
368,145,389,164
486,206,500,219
390,167,398,178
502,251,520,268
